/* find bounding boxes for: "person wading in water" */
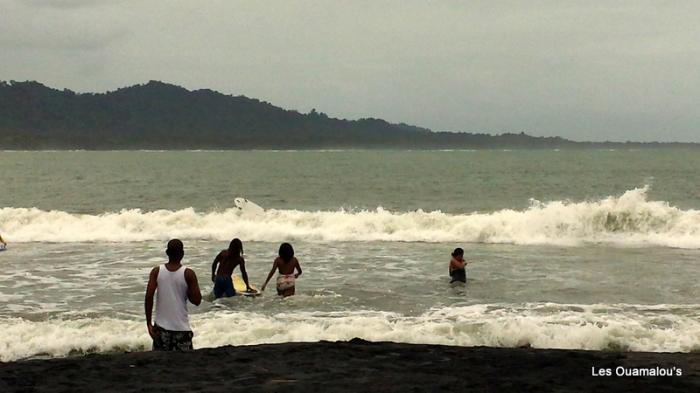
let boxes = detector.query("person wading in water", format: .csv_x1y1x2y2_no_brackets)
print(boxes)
145,239,202,351
211,238,254,298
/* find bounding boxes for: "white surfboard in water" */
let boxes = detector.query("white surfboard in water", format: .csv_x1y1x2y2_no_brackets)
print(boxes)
234,197,265,216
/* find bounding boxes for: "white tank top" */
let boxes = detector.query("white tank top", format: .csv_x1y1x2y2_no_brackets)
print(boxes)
154,264,191,331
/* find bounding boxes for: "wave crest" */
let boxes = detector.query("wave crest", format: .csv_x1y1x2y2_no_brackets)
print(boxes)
1,187,699,247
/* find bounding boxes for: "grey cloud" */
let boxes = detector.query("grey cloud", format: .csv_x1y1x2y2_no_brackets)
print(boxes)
18,0,126,9
0,29,128,52
2,1,129,51
1,1,699,142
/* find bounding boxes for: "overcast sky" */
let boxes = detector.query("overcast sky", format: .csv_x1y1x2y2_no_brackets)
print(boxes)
2,1,699,142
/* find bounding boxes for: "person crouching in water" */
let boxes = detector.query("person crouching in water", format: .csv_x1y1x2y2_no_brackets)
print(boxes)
449,247,468,284
211,238,254,298
261,242,302,297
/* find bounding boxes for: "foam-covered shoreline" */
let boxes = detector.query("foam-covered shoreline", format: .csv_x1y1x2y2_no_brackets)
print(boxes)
0,340,698,392
1,187,700,248
3,303,700,362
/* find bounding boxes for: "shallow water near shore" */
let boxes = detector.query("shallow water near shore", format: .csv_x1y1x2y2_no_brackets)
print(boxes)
1,150,699,361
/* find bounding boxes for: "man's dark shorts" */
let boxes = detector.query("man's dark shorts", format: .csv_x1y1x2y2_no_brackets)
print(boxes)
152,325,193,351
213,276,236,298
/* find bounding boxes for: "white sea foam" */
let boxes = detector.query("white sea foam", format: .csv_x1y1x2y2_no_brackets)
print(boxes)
1,187,699,247
1,303,698,361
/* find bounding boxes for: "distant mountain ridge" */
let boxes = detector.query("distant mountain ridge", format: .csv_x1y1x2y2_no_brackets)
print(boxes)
0,80,695,149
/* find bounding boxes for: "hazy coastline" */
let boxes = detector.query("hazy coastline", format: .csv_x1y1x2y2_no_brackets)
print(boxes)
2,81,698,150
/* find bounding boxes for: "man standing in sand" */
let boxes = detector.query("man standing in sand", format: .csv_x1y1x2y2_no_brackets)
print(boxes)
144,239,202,351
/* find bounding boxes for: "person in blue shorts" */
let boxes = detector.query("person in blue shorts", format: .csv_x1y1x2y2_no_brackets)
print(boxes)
211,238,254,298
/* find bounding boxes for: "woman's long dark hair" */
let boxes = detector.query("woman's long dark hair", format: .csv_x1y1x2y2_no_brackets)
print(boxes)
278,242,294,263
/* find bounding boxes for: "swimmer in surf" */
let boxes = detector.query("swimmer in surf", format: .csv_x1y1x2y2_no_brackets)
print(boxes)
449,247,467,284
0,234,5,248
211,238,254,298
261,242,302,297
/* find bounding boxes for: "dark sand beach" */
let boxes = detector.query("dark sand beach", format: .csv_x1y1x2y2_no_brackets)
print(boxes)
1,340,698,392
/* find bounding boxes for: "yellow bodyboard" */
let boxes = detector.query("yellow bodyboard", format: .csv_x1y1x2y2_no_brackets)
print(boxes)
233,275,260,296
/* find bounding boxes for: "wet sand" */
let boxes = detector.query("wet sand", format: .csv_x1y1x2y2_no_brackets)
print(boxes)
1,339,698,392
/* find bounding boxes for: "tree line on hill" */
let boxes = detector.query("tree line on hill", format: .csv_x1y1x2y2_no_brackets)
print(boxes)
0,80,695,150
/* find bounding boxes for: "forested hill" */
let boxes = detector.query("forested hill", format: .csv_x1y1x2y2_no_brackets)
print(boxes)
0,80,694,149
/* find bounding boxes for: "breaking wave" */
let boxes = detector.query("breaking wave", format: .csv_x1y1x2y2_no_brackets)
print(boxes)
1,187,699,248
2,303,699,361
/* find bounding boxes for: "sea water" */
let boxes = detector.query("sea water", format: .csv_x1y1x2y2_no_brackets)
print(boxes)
0,150,699,361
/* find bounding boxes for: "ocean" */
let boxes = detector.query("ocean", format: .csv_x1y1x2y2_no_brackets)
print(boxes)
1,150,699,361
